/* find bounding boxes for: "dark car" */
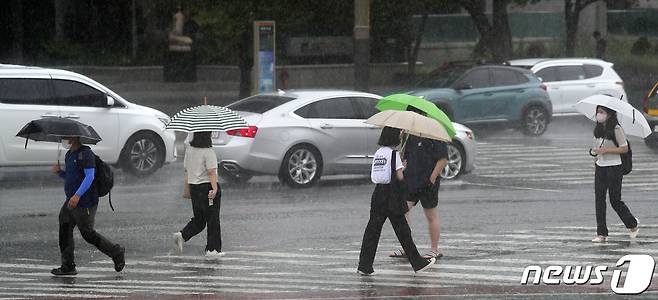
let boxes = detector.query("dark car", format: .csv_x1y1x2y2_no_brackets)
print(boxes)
405,65,553,136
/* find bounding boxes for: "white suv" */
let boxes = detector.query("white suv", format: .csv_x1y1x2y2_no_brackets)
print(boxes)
508,58,628,114
0,64,177,176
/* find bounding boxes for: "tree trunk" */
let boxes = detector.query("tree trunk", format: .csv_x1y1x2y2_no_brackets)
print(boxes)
407,12,427,79
491,0,512,62
54,0,67,42
460,0,494,59
10,0,23,63
564,0,600,57
238,24,252,98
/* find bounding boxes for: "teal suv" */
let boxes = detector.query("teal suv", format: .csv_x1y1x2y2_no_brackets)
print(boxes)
407,65,553,136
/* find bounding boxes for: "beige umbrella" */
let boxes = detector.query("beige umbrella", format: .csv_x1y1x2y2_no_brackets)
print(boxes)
365,110,451,142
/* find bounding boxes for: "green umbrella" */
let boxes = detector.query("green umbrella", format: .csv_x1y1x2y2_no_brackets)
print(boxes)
376,94,456,138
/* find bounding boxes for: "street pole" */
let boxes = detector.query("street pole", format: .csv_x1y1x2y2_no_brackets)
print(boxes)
353,0,370,92
131,0,138,60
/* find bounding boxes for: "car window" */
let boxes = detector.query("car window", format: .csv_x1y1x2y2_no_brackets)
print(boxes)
352,97,379,119
53,80,106,107
492,69,526,86
455,69,490,89
295,97,360,119
228,95,295,114
535,67,558,82
0,78,55,105
557,66,586,81
583,64,604,78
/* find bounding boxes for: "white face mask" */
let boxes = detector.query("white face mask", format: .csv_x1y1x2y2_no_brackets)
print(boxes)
61,139,71,150
596,112,608,123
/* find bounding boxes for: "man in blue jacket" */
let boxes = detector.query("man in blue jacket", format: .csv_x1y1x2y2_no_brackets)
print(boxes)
51,136,125,276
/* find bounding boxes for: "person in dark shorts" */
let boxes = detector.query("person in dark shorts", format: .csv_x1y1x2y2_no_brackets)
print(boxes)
51,136,125,276
389,106,448,260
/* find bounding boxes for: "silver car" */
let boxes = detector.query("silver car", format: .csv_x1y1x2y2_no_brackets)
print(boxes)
213,90,476,188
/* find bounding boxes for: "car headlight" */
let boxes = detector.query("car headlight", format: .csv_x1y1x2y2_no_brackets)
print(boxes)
158,116,171,126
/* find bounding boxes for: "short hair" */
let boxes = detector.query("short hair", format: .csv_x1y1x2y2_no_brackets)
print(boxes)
190,131,213,148
378,126,401,147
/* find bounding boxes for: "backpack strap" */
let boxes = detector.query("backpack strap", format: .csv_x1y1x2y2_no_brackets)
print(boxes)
390,150,397,183
108,191,115,211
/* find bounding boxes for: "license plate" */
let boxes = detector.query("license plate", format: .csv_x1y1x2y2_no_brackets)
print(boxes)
211,131,220,139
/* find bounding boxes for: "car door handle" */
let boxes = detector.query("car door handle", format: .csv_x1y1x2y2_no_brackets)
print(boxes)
320,124,333,129
41,113,58,118
516,89,525,93
64,114,80,119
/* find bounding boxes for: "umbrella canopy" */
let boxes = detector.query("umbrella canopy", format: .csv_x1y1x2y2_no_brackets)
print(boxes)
165,105,249,132
366,110,451,142
576,94,652,138
376,94,456,138
16,117,102,147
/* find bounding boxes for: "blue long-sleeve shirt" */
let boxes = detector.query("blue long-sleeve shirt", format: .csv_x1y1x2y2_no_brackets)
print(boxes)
58,146,98,208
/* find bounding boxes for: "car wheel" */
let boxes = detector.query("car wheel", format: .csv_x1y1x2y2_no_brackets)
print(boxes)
120,132,165,177
645,132,658,151
440,143,464,180
279,145,322,188
218,168,253,184
522,106,548,136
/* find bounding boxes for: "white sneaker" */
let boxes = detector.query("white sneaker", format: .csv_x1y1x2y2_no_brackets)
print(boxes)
591,235,607,243
173,232,184,254
630,218,639,239
415,257,436,273
357,270,375,276
205,250,226,257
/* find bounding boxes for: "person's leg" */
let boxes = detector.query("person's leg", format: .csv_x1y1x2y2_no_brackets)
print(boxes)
594,166,609,237
607,166,638,229
75,206,124,266
205,184,222,252
358,198,388,274
58,204,76,269
423,207,440,253
180,184,207,241
389,213,428,271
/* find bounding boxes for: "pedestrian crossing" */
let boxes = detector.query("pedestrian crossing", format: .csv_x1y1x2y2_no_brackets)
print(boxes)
474,141,658,191
1,224,657,298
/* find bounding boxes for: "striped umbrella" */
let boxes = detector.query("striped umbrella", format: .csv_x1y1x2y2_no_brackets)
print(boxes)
165,105,249,132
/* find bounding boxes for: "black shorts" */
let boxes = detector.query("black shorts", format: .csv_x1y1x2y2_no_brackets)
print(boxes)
407,181,440,209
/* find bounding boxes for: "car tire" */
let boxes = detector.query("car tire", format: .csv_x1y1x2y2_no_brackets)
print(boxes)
521,106,549,136
645,132,658,151
120,131,165,177
440,142,465,180
279,144,323,188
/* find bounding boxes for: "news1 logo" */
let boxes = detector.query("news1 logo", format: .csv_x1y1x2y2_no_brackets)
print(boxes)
521,255,656,295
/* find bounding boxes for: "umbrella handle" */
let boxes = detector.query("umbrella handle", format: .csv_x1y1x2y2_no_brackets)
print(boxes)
400,133,410,157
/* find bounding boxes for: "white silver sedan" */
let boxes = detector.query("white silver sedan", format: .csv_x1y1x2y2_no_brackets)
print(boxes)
213,90,476,188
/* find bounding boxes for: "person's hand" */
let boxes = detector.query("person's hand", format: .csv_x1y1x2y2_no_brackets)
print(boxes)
402,159,407,168
68,195,80,209
208,189,217,200
593,147,607,155
52,164,61,174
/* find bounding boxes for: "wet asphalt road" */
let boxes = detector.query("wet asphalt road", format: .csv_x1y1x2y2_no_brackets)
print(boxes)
1,116,658,299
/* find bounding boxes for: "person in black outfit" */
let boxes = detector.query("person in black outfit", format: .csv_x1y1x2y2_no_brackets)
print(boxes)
51,137,125,276
389,106,448,259
357,127,436,275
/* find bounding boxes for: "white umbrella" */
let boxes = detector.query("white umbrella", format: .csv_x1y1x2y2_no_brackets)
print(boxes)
166,105,248,132
575,94,652,138
365,110,451,142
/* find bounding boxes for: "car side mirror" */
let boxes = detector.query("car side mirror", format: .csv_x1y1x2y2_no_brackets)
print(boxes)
106,95,115,107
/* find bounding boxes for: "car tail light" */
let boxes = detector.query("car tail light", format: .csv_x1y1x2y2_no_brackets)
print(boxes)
465,131,474,140
540,84,547,91
226,126,258,138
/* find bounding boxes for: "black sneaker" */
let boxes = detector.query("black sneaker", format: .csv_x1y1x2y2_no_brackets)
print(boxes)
51,266,77,276
414,257,436,273
112,245,125,272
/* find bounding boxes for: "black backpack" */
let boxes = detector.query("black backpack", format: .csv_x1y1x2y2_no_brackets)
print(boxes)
612,136,632,175
93,154,115,210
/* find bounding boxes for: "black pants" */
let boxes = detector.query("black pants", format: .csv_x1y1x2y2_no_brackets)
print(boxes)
181,183,222,252
59,203,122,268
358,184,426,273
595,165,637,236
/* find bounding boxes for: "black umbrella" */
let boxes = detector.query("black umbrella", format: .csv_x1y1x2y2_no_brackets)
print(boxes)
16,117,102,149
